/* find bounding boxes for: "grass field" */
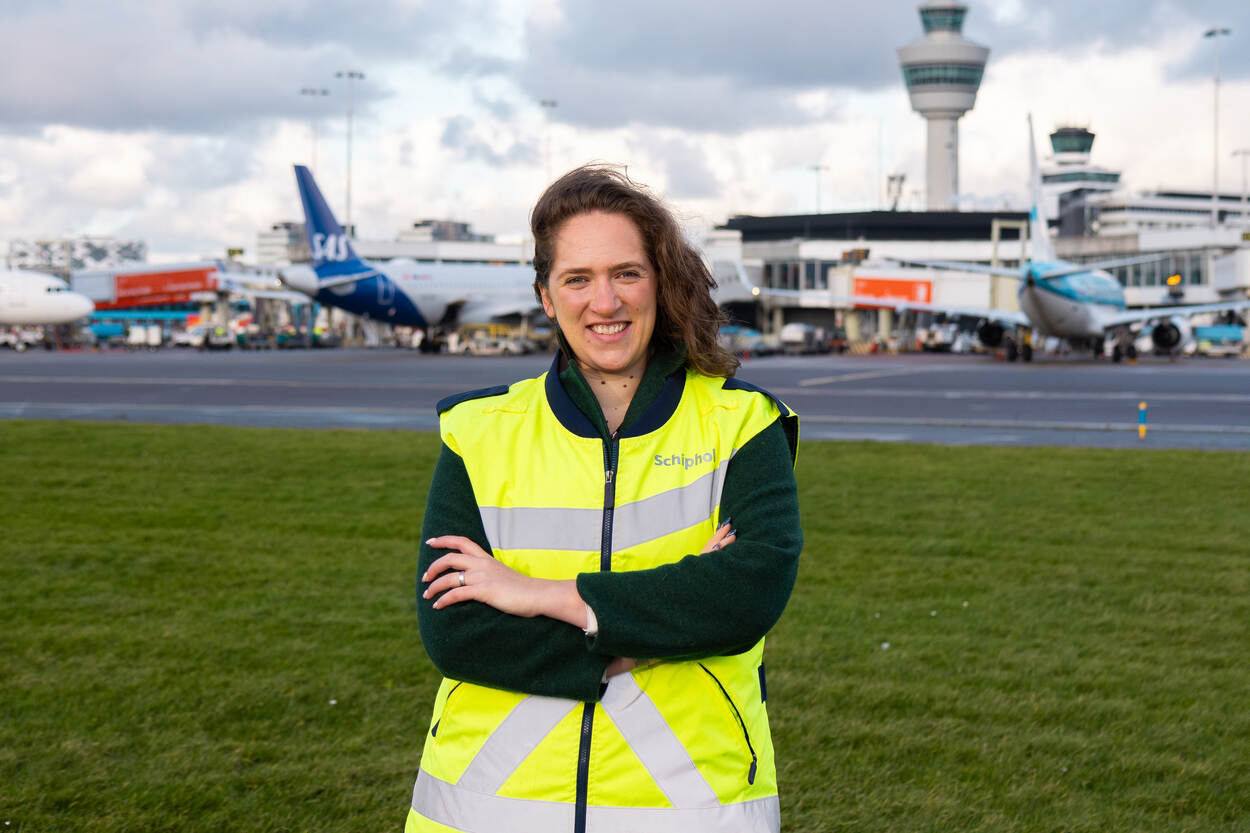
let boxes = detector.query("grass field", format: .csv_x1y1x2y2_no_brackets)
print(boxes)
2,420,1248,832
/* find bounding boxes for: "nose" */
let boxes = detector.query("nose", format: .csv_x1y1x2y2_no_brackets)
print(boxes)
588,277,620,314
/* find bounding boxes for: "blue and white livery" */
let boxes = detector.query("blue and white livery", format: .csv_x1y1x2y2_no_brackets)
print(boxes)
280,166,539,345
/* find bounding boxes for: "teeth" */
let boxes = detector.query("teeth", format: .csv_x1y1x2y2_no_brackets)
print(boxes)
591,322,627,334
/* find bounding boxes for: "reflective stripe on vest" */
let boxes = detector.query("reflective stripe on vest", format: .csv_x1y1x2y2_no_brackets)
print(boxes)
412,771,781,833
478,454,734,552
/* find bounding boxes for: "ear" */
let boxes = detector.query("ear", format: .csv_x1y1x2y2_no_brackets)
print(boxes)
538,283,556,319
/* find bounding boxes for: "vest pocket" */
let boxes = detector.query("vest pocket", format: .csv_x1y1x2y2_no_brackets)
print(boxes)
697,663,758,785
430,681,463,738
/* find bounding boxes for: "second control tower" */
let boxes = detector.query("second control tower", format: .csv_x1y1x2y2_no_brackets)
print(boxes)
897,3,989,209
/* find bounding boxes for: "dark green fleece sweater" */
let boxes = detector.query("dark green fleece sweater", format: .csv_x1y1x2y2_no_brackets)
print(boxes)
416,349,802,702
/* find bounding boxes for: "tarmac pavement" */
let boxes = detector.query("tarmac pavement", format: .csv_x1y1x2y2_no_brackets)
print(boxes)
2,348,1248,450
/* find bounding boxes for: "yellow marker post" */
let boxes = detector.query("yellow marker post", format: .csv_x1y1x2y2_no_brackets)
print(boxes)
1138,401,1147,439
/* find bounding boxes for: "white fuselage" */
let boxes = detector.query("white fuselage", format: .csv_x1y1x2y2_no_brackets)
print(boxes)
0,270,95,326
1017,284,1110,339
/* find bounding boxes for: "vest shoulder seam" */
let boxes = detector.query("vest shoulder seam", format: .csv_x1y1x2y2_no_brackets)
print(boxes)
436,384,512,415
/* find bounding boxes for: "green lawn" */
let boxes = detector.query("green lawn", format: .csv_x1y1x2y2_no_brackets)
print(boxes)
2,420,1247,832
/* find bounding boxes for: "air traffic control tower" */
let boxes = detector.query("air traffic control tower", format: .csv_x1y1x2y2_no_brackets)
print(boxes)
897,3,989,209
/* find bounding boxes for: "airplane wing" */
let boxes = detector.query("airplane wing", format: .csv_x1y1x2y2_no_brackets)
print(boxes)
829,295,1031,328
884,258,1021,279
1098,300,1250,329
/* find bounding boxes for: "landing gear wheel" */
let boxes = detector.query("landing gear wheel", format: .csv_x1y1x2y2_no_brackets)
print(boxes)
1022,344,1033,363
1112,345,1123,363
1093,341,1103,359
1126,344,1138,360
1006,341,1019,362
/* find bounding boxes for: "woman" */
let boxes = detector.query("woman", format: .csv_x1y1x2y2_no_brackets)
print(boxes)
408,165,802,833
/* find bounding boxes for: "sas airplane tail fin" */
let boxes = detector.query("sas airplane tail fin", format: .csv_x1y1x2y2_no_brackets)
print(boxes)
293,165,375,282
1026,114,1055,263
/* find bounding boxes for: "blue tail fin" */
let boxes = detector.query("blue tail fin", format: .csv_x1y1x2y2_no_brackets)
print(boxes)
293,165,372,279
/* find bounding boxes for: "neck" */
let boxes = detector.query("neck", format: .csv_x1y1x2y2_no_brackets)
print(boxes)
578,360,646,434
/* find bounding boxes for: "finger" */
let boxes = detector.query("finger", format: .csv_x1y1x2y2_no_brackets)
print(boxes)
431,586,476,610
422,567,468,598
422,552,479,583
425,535,488,555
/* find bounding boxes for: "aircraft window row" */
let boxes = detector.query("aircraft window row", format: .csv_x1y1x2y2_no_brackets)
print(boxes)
920,8,965,32
902,64,985,88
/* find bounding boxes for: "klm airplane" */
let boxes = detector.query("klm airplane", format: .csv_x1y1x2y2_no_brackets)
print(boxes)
279,166,540,349
869,116,1250,362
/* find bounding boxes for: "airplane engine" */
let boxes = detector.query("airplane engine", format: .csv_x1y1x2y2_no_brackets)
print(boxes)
978,321,1005,348
1150,317,1189,352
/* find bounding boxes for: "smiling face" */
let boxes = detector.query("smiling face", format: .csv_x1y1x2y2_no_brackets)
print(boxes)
539,211,658,379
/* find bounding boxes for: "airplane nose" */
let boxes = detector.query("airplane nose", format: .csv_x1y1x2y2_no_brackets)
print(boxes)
75,294,95,319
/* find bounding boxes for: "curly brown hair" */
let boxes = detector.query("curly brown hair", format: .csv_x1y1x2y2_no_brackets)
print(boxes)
531,164,739,378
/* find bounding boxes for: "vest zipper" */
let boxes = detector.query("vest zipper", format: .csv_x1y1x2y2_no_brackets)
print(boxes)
599,429,620,571
575,429,619,833
698,663,759,785
429,681,463,737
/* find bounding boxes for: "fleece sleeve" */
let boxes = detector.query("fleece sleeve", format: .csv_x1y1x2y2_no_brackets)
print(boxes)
575,417,802,660
417,443,611,701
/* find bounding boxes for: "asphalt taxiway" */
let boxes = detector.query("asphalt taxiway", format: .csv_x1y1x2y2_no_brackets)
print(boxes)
2,349,1249,450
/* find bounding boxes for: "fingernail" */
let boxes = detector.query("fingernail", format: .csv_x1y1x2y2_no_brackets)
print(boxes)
425,538,436,545
728,528,737,537
711,544,720,550
719,517,732,528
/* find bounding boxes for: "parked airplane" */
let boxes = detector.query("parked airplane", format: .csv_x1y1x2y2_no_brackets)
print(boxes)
280,165,540,350
853,116,1250,362
0,269,95,326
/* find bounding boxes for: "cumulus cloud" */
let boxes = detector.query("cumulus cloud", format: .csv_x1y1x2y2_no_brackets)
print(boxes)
512,0,1249,134
0,0,504,135
440,115,540,168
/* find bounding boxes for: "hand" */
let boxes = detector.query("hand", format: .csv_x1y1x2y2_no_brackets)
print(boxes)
701,518,737,553
422,535,584,624
605,657,638,677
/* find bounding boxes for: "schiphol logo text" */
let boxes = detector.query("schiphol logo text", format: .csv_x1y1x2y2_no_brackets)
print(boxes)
654,449,717,471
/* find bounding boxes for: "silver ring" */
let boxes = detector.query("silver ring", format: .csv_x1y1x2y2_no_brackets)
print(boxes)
457,571,466,587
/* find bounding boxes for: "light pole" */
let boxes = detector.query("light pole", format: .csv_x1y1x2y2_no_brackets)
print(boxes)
808,165,828,213
1203,27,1230,229
336,69,365,236
540,99,558,183
299,87,329,173
1234,148,1250,230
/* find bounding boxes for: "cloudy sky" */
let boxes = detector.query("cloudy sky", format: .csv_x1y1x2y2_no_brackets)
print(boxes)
3,0,1249,262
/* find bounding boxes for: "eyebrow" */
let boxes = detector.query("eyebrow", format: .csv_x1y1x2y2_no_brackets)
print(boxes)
557,261,650,278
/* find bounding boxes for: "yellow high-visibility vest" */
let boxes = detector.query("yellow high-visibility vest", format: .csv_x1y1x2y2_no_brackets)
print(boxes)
408,362,798,833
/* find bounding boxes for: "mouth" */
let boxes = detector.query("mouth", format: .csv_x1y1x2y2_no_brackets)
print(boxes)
588,322,629,335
